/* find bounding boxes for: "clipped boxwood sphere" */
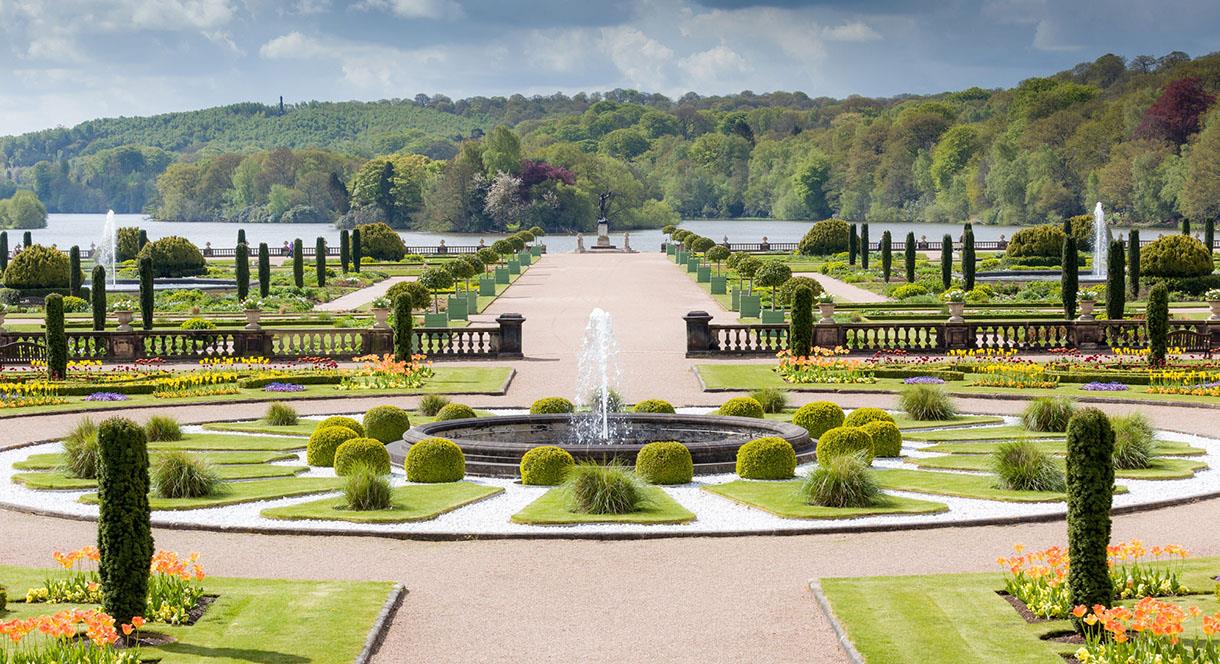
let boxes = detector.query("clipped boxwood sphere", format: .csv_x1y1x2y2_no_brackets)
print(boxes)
860,421,902,458
632,399,676,414
519,445,575,486
405,437,465,483
334,438,392,476
816,426,875,465
636,441,694,485
362,405,411,444
317,416,365,437
306,425,360,467
718,397,765,419
792,401,845,438
1140,234,1214,278
530,397,575,414
136,236,207,277
736,436,797,480
843,407,895,428
435,403,476,421
2,245,73,290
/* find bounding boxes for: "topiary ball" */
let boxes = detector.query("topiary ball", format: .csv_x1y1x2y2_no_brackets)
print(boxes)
405,437,465,483
136,236,207,278
519,445,575,485
735,436,797,480
860,421,902,458
1139,234,1214,278
334,438,392,476
635,441,694,485
718,397,765,419
362,405,411,444
306,425,360,467
792,401,845,438
843,407,895,428
632,399,676,414
435,403,476,421
816,426,875,465
2,244,72,290
530,397,575,414
317,416,365,437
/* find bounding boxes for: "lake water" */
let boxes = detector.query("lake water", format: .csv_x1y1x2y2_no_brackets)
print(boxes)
21,213,1186,255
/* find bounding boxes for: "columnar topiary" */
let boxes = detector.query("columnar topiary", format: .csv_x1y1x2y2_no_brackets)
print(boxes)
520,446,575,485
1139,235,1213,278
1065,408,1115,617
235,241,249,301
530,397,575,414
237,228,247,246
137,229,148,251
1147,281,1169,367
306,425,360,466
136,236,206,278
635,441,694,485
393,292,413,361
904,232,916,283
90,265,106,331
843,407,895,428
718,397,765,419
848,223,858,264
317,416,365,437
334,438,392,476
735,436,796,479
816,426,875,465
940,233,953,291
362,405,411,444
1062,236,1078,320
880,230,893,282
96,417,152,625
860,223,870,269
69,246,82,297
292,239,304,287
22,231,30,247
258,242,270,298
435,403,476,421
792,401,845,438
340,229,351,273
0,231,7,273
315,237,327,286
962,225,976,292
860,420,902,458
44,294,67,380
632,399,675,414
1107,239,1125,320
1206,218,1216,256
138,256,154,331
789,285,814,358
351,227,362,272
798,219,850,256
1128,229,1140,297
405,437,465,482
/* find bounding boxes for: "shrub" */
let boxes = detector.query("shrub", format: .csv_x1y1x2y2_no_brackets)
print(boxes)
44,294,66,379
798,219,851,256
435,403,477,421
265,402,298,426
564,461,646,514
179,317,216,330
992,440,1065,491
750,388,788,414
530,397,575,414
334,438,392,476
405,437,465,482
789,285,814,357
891,283,929,299
631,399,675,414
1111,414,1155,470
898,385,957,420
136,236,206,277
519,446,575,485
152,451,222,498
418,394,450,417
1007,224,1066,259
791,401,845,438
62,417,100,479
392,289,413,361
143,415,182,442
1139,234,1213,278
61,295,88,312
816,426,875,465
801,453,881,508
777,276,824,305
860,421,902,458
635,441,694,485
306,425,360,466
736,436,797,479
2,244,71,289
387,280,432,311
343,463,393,510
358,222,407,261
1066,408,1116,613
843,407,895,428
1022,397,1075,432
362,405,411,444
1147,282,1169,366
96,417,152,625
316,416,365,437
90,265,106,331
718,397,765,419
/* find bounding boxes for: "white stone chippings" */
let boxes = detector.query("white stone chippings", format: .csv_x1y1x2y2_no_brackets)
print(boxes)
2,415,1219,536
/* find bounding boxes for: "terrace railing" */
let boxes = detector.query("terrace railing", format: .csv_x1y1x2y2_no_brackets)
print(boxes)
80,245,545,260
667,238,1219,254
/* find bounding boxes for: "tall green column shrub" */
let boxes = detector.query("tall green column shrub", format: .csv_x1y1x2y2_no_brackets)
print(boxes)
340,229,350,273
1066,408,1115,618
860,223,870,269
880,230,892,282
137,229,148,251
940,233,953,291
315,237,327,286
257,243,270,298
237,228,247,246
90,266,106,331
1206,218,1215,255
96,417,153,626
235,242,250,301
393,292,413,361
1147,282,1168,367
23,231,31,247
138,256,154,331
1106,239,1125,320
292,239,304,287
69,246,82,297
351,227,362,273
962,225,976,292
1182,218,1191,236
0,231,8,273
848,224,858,265
1062,236,1078,320
789,286,814,358
1128,229,1140,298
904,232,916,283
45,294,67,380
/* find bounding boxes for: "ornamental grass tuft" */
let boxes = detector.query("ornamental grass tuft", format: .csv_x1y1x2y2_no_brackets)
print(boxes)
801,453,882,508
563,461,648,514
343,463,393,511
1021,397,1075,433
898,385,957,421
265,402,298,426
144,415,182,442
62,417,100,479
418,394,450,417
992,440,1065,492
750,387,788,414
152,451,222,499
1111,413,1155,470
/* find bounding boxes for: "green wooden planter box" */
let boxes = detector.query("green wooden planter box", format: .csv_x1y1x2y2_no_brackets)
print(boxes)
423,312,449,328
519,251,532,266
686,257,698,273
495,267,510,284
666,244,676,256
739,294,762,318
676,250,687,264
446,296,468,321
710,276,727,294
507,260,520,275
466,290,479,313
479,276,496,296
531,245,542,257
730,288,741,310
761,308,786,324
696,266,711,283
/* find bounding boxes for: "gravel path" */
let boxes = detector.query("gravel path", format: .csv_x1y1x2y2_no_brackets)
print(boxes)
314,275,415,312
799,272,890,303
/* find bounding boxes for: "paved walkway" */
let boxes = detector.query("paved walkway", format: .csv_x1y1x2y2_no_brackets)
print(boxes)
314,276,414,312
799,272,890,303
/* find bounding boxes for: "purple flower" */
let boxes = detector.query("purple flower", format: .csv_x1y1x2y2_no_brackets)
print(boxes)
1081,382,1129,391
84,392,129,401
904,376,945,384
1187,381,1220,390
264,382,306,392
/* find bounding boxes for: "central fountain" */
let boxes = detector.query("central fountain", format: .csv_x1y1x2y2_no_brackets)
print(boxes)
1092,201,1107,280
97,210,118,287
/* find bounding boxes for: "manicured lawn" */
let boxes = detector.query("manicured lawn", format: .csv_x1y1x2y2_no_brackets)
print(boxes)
511,486,696,525
203,420,319,436
871,469,1072,502
919,439,1206,457
14,462,307,490
261,481,503,523
703,480,947,519
762,411,1003,430
903,425,1060,442
904,454,1207,480
79,477,343,510
13,449,298,470
0,564,396,664
149,433,307,451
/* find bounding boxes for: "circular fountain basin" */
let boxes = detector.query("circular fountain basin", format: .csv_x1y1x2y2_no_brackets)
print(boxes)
386,413,813,478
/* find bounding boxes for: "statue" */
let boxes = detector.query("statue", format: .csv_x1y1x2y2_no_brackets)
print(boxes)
598,191,613,221
576,234,585,253
595,191,614,249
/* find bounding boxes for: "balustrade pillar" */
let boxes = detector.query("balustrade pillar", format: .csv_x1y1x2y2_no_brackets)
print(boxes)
1072,320,1103,351
365,329,394,356
234,330,273,358
107,332,141,362
943,323,970,351
1207,321,1220,349
813,323,841,349
496,313,526,358
683,311,715,356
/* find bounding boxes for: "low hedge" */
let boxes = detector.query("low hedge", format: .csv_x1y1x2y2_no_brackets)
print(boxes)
306,425,360,467
362,405,411,444
736,436,796,480
635,441,694,485
334,438,392,476
791,401,845,438
860,421,902,458
816,426,875,464
868,368,966,381
317,416,365,437
519,446,575,486
530,397,575,414
405,437,465,483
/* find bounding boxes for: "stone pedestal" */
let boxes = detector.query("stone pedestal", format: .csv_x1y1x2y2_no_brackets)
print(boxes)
683,311,715,356
595,220,611,248
496,313,526,358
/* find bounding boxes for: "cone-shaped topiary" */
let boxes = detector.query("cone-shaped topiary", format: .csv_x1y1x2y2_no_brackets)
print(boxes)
904,231,916,283
316,416,364,437
138,256,154,330
405,437,465,483
735,436,796,479
292,238,304,287
352,227,362,272
843,407,895,428
235,242,249,301
881,230,893,282
315,237,327,286
631,399,675,414
96,417,152,625
816,426,875,465
1128,229,1141,298
860,420,902,458
44,293,68,379
635,441,694,485
362,405,411,444
69,246,82,297
790,286,814,358
1062,236,1079,319
519,445,575,486
1107,239,1126,320
530,397,575,414
306,425,360,467
340,229,350,273
435,403,476,421
718,397,765,419
792,401,845,438
1066,408,1115,617
1147,282,1169,367
335,438,392,476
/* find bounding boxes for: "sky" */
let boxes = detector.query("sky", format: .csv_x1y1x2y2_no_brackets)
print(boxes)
1,0,1219,136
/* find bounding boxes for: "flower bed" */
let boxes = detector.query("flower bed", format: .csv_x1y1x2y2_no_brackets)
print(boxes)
1081,382,1129,392
776,350,876,384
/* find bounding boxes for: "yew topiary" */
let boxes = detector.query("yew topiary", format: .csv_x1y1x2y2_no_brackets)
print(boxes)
405,437,465,483
735,436,797,480
1066,408,1115,615
530,397,575,414
860,421,902,458
435,403,476,421
519,445,575,486
798,219,851,256
843,407,895,428
136,236,206,277
3,244,71,289
317,416,365,437
816,426,875,465
96,417,152,625
334,438,392,476
792,401,845,438
718,397,765,419
631,399,675,414
1007,225,1066,259
635,441,694,485
362,405,411,444
306,425,360,466
1140,234,1213,278
359,222,408,261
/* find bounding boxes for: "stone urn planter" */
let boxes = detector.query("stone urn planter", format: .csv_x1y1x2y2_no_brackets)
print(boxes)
946,302,965,323
818,302,836,325
371,307,390,329
1209,300,1220,321
1077,299,1096,321
244,309,262,330
115,310,135,332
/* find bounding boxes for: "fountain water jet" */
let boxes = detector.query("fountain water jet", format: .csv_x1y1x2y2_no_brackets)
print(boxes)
97,210,118,287
572,308,625,444
1092,202,1107,280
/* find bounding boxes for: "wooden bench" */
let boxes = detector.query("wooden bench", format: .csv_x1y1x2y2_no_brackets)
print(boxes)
1167,329,1212,356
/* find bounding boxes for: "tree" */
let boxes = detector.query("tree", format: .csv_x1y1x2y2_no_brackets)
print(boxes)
1183,218,1191,236
848,223,858,265
418,266,454,313
1129,229,1141,297
138,257,154,330
69,246,82,297
292,239,304,287
235,242,249,301
97,417,153,626
880,231,893,282
0,232,7,273
258,242,270,298
860,223,870,269
90,266,106,331
1062,236,1079,319
1066,408,1115,621
1136,77,1215,145
940,233,953,291
789,286,814,357
755,260,792,311
1207,218,1216,255
790,151,832,218
339,229,350,273
482,126,523,175
351,227,362,273
961,225,976,292
2,190,48,228
905,232,916,283
1106,239,1126,319
44,294,67,380
1147,282,1169,367
315,237,326,286
1180,113,1220,221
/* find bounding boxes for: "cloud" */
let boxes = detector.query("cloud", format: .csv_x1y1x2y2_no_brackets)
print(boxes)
356,0,465,20
598,27,674,91
260,32,450,92
678,45,752,86
821,21,881,42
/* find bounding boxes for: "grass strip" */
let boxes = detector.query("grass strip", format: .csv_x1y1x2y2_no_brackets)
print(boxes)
905,454,1207,480
511,486,695,525
15,464,306,490
13,450,297,470
261,481,502,523
79,477,343,510
703,480,947,519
